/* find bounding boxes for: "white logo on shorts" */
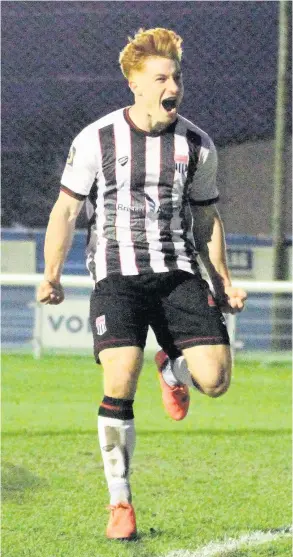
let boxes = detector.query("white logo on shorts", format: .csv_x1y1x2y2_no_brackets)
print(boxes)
96,315,107,336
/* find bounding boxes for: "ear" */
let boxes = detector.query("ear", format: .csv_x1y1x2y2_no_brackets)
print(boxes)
129,79,141,96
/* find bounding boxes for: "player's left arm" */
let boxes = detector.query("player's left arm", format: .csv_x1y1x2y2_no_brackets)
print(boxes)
191,203,247,313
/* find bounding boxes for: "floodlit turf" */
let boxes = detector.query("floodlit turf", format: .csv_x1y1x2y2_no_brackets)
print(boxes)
2,354,292,557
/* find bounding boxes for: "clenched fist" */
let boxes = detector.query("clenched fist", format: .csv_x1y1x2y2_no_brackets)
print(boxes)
37,280,65,305
217,286,247,314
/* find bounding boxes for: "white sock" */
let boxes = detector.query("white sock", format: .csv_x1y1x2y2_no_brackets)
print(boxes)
98,416,135,505
161,357,180,387
171,356,195,388
162,355,195,388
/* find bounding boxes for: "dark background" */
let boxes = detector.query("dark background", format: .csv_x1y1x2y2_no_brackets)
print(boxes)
1,1,292,228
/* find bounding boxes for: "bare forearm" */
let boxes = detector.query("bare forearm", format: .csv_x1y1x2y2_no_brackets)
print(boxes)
193,205,247,312
205,213,231,287
37,192,84,305
44,202,77,283
196,209,231,294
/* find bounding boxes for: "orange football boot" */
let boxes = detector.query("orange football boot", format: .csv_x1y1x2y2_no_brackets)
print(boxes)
155,350,190,421
106,502,137,540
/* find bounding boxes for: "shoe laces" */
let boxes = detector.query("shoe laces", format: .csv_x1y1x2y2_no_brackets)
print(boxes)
171,384,186,393
107,502,131,511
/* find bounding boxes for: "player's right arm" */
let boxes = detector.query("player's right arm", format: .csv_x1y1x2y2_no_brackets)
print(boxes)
37,191,84,305
37,124,99,305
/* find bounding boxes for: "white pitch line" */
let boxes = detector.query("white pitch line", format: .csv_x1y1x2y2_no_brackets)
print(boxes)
163,527,292,557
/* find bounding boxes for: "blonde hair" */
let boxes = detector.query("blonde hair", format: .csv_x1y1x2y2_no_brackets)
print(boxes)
119,27,183,79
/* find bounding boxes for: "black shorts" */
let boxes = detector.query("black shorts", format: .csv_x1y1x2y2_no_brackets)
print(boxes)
89,270,230,362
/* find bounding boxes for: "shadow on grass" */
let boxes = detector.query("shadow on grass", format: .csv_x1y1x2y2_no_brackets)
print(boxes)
2,428,291,438
2,461,48,501
105,527,164,550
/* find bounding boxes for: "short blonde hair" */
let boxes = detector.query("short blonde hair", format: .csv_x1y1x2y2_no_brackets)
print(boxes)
119,27,183,79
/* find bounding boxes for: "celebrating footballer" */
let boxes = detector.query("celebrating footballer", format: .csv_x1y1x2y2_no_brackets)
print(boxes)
37,27,247,540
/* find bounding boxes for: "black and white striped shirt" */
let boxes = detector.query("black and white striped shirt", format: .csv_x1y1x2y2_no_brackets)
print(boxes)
61,107,219,283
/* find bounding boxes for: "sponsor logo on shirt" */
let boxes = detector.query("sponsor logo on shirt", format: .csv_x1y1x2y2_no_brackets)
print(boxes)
117,202,173,220
118,156,128,166
117,203,145,215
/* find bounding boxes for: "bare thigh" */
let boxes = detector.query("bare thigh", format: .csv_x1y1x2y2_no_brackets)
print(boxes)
183,344,232,397
99,346,144,399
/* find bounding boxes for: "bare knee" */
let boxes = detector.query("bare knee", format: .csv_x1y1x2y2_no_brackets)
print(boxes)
99,346,143,399
183,345,232,398
201,369,231,398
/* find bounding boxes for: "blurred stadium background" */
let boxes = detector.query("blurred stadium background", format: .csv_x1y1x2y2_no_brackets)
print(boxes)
1,1,292,356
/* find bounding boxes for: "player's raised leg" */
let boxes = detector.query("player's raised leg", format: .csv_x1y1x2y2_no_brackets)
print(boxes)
154,270,234,417
155,350,190,420
98,346,142,540
182,344,232,397
155,343,231,422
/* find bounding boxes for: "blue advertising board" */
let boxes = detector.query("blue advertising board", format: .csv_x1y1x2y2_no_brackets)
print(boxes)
1,229,292,352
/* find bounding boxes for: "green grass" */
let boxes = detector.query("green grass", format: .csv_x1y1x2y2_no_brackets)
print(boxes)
1,354,292,557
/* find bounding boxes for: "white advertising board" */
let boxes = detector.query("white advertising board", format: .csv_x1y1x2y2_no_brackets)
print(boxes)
41,299,92,349
1,240,36,273
40,298,160,352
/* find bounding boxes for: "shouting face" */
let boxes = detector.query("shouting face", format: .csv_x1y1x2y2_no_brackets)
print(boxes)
129,56,184,131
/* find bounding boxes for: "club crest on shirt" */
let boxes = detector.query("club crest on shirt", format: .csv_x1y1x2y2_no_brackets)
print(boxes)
66,146,76,167
96,315,107,336
174,154,188,175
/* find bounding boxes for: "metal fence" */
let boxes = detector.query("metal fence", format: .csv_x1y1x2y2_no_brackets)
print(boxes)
2,1,292,228
1,228,292,353
2,280,292,355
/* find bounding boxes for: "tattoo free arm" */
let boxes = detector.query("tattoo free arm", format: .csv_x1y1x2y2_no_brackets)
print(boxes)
191,204,247,313
37,191,84,304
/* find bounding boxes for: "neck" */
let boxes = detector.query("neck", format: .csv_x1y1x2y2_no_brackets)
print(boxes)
128,104,173,134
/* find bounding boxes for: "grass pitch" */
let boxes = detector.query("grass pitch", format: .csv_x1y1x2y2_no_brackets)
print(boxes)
2,354,292,557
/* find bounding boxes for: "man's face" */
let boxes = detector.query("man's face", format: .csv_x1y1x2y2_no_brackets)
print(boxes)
129,56,184,126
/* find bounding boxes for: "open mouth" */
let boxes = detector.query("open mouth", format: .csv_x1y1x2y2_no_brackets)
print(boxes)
162,98,177,112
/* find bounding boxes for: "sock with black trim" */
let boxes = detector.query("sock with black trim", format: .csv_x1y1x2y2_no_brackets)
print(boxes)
98,396,135,505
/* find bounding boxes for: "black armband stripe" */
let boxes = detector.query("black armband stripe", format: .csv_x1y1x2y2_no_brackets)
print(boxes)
189,196,219,207
60,185,87,201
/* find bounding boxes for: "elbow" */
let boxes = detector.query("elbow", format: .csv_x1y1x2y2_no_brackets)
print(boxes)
50,199,80,223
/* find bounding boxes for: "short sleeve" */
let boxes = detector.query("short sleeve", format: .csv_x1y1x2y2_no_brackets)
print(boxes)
60,127,100,198
187,137,219,205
